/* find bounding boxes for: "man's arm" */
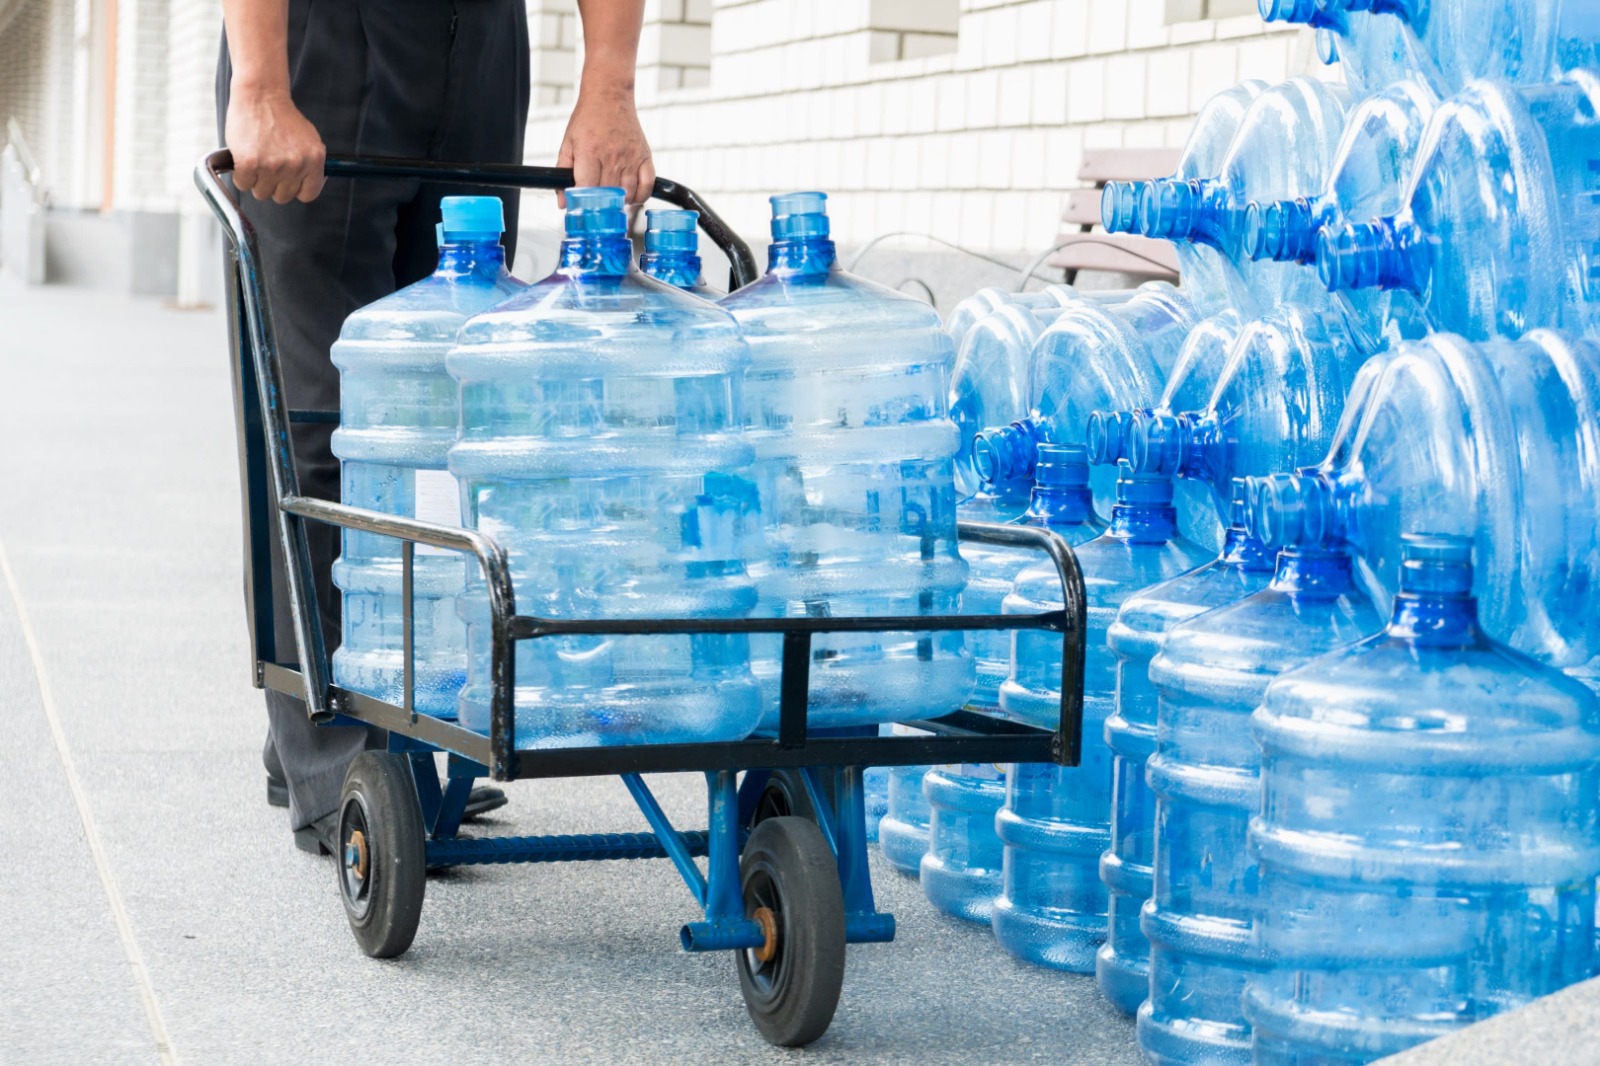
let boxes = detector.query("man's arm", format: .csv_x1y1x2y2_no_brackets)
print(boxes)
221,0,326,203
558,0,656,205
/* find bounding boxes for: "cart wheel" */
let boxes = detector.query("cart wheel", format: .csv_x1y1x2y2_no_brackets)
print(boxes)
337,751,426,959
750,768,819,827
736,816,846,1047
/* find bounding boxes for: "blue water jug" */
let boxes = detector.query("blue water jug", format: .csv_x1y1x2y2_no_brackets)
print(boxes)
448,187,762,747
1118,304,1367,540
1096,480,1276,1016
952,303,1066,499
1086,308,1248,556
719,192,972,730
993,464,1208,972
639,208,720,298
1245,78,1438,356
1318,70,1600,342
331,196,526,717
1140,531,1383,1064
974,284,1198,513
1244,330,1600,673
862,763,890,842
1247,534,1600,1064
1137,78,1350,319
922,444,1109,923
1103,83,1266,318
1262,0,1587,98
879,751,932,876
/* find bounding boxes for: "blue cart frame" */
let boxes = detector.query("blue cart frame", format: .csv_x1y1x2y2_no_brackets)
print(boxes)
196,151,1087,1046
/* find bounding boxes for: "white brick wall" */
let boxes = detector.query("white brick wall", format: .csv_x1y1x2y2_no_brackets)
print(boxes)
523,0,1321,253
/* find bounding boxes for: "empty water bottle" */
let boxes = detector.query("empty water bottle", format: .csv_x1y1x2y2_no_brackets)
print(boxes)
944,283,1081,351
1245,78,1438,356
922,444,1108,922
1103,83,1266,318
1138,77,1350,318
1086,309,1248,555
974,284,1198,513
639,208,720,298
1120,304,1367,536
952,303,1066,499
1140,530,1383,1064
1096,480,1276,1016
720,192,972,729
879,752,933,875
1262,0,1583,98
1318,70,1600,342
331,196,525,717
448,187,763,746
1247,534,1600,1064
1244,330,1600,672
993,464,1208,972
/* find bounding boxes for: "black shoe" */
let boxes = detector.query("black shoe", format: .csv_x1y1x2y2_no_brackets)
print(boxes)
293,810,339,856
269,772,508,821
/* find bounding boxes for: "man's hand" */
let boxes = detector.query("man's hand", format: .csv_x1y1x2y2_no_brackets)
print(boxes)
226,88,326,204
557,88,656,206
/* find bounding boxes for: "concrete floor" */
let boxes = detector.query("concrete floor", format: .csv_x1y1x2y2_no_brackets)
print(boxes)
4,277,1596,1066
0,278,1142,1064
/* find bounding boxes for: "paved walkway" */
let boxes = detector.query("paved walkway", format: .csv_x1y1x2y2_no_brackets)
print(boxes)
0,278,1140,1064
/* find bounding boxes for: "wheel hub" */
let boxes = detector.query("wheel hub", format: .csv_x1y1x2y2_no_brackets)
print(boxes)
752,906,779,963
345,829,369,881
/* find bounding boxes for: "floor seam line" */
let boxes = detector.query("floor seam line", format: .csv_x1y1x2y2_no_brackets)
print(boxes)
0,537,179,1065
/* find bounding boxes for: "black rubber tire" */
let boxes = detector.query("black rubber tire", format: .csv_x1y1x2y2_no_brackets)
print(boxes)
736,815,847,1047
749,768,820,827
337,751,426,959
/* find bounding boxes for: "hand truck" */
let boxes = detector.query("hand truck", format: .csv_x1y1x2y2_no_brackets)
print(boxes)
195,151,1088,1048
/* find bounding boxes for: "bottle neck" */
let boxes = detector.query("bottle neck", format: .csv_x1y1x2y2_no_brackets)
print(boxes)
1026,483,1097,529
1271,547,1358,599
1388,592,1481,648
557,233,633,277
1244,470,1355,553
974,419,1041,496
1245,196,1331,264
1108,499,1180,544
1219,525,1276,572
437,238,508,278
1130,411,1219,484
767,236,837,276
1101,181,1140,234
1139,177,1231,250
640,249,704,290
1085,409,1138,467
1317,216,1430,295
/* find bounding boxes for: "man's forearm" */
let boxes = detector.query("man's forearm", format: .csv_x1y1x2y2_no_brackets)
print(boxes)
223,0,292,96
576,0,645,97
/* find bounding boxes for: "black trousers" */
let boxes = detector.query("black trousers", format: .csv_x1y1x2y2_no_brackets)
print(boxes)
217,0,531,829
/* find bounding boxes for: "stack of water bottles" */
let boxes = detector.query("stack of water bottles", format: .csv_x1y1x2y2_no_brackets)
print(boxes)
896,1,1600,1063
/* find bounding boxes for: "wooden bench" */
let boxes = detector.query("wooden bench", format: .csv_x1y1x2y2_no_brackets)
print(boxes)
1049,148,1183,284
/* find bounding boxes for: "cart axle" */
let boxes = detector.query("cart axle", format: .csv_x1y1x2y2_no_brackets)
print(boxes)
426,829,711,867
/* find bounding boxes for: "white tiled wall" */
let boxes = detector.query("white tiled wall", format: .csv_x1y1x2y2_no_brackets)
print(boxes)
525,0,1324,253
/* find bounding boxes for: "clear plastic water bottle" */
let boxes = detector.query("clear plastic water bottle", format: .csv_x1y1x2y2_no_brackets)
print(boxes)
1318,70,1600,342
1095,480,1276,1016
1136,78,1350,319
1258,0,1422,95
331,196,526,718
974,283,1198,515
922,444,1109,923
862,763,890,843
1247,534,1600,1064
879,753,933,876
1244,78,1438,357
720,192,972,730
1262,0,1582,98
1085,308,1247,556
448,187,763,746
952,303,1065,500
993,464,1208,972
944,283,1082,351
1102,82,1266,318
638,208,721,298
1119,305,1367,540
1140,531,1383,1064
1243,330,1600,673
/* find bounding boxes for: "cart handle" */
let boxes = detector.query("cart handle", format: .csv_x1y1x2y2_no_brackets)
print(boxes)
198,150,759,289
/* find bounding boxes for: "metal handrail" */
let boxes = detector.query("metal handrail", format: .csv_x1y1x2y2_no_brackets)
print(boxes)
4,117,46,204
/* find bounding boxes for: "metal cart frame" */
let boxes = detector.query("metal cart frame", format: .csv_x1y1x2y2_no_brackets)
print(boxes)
195,150,1087,1047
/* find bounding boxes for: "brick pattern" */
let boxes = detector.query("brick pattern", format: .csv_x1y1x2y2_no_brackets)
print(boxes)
0,0,78,204
114,0,171,210
524,0,1324,253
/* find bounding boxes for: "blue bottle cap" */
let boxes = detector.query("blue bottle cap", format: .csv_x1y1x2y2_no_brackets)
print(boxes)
645,209,700,254
565,187,628,237
1399,533,1474,597
1035,443,1090,488
439,196,505,240
770,191,830,240
1115,460,1174,507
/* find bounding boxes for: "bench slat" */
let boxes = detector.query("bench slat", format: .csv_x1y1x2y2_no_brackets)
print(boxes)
1076,148,1181,184
1048,232,1179,278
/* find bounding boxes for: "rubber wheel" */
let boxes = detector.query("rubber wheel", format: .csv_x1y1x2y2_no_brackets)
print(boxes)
736,815,847,1047
337,751,426,959
749,768,820,827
